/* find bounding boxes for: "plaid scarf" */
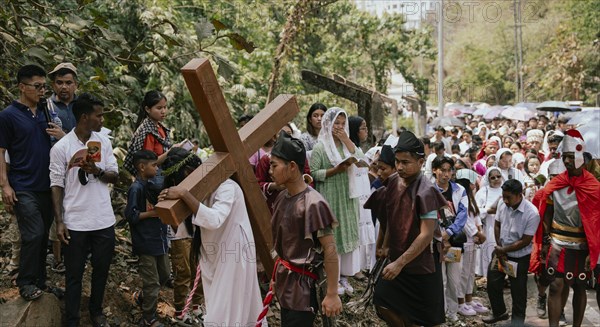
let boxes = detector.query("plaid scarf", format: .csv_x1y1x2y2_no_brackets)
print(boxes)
124,118,171,175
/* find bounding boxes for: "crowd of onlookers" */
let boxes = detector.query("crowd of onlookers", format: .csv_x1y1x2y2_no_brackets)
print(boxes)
1,62,599,327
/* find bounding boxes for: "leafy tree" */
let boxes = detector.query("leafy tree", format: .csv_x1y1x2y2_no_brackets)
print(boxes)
528,0,599,103
442,0,598,105
0,0,259,148
1,0,435,147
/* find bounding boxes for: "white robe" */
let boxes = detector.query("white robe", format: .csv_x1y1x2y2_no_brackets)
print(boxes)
474,185,503,277
192,179,265,327
357,192,376,270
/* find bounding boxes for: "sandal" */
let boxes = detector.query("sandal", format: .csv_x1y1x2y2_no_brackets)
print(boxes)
19,285,43,301
132,289,143,307
41,285,65,299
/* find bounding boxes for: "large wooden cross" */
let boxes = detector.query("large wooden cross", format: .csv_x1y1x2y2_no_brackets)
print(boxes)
155,58,299,274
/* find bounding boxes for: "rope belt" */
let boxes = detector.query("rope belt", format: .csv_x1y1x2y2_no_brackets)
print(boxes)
256,258,318,326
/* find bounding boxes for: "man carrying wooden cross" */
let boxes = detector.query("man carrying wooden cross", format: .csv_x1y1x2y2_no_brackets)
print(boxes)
155,58,300,325
159,147,265,326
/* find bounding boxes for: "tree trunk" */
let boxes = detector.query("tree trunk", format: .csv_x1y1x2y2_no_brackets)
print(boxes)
266,0,313,102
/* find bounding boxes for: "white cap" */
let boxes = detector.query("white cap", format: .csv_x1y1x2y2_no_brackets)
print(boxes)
49,62,77,76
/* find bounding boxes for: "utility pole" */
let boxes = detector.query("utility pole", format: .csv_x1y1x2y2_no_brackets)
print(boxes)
437,0,444,117
512,0,524,103
518,0,525,102
513,0,520,103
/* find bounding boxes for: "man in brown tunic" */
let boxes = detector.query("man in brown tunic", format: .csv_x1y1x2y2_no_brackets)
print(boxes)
367,131,448,327
269,132,342,326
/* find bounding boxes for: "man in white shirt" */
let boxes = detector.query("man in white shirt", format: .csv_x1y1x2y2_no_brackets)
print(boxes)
483,179,539,326
50,93,119,327
431,126,452,154
424,141,447,179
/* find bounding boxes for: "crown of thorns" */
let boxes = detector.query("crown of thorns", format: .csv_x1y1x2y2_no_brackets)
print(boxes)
162,152,197,177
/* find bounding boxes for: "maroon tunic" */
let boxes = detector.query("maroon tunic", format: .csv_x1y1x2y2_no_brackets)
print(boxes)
271,186,338,311
365,172,447,274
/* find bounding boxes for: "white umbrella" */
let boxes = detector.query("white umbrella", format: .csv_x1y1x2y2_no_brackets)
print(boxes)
501,106,536,121
568,110,600,125
514,102,539,111
577,119,600,159
430,116,465,128
483,106,506,120
472,106,492,116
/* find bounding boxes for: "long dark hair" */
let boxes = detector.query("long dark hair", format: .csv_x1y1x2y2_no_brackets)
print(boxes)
524,154,541,179
456,178,480,217
348,115,365,147
162,147,203,260
135,90,167,128
163,148,202,187
306,103,327,137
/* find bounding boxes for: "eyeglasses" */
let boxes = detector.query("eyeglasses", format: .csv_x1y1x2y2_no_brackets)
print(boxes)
21,82,47,90
359,127,368,131
489,175,501,180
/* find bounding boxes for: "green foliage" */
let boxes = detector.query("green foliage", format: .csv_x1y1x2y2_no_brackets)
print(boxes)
443,0,599,105
527,0,599,102
1,0,434,148
0,0,264,148
290,1,434,96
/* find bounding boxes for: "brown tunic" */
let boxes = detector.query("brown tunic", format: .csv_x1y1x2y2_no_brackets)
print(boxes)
271,186,338,311
365,172,447,274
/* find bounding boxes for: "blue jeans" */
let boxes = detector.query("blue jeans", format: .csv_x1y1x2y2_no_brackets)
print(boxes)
64,225,115,326
14,191,53,289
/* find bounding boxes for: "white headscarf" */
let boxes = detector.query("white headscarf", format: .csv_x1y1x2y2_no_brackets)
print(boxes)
484,166,502,188
317,107,352,166
489,136,502,148
495,148,513,165
513,152,526,166
478,122,490,140
542,130,564,156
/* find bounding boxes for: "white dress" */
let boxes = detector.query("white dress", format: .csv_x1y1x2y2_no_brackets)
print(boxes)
357,192,376,271
192,179,265,326
474,185,503,277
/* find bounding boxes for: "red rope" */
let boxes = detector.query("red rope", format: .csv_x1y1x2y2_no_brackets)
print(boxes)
181,257,202,317
255,258,318,326
278,258,318,280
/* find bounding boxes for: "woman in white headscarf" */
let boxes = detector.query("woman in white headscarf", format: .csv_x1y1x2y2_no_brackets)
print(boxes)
495,147,525,184
310,107,365,295
474,167,503,277
477,122,490,140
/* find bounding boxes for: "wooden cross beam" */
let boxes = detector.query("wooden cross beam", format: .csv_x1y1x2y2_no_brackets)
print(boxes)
155,58,299,274
301,69,388,142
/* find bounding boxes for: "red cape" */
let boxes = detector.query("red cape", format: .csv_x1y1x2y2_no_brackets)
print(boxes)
529,169,600,274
